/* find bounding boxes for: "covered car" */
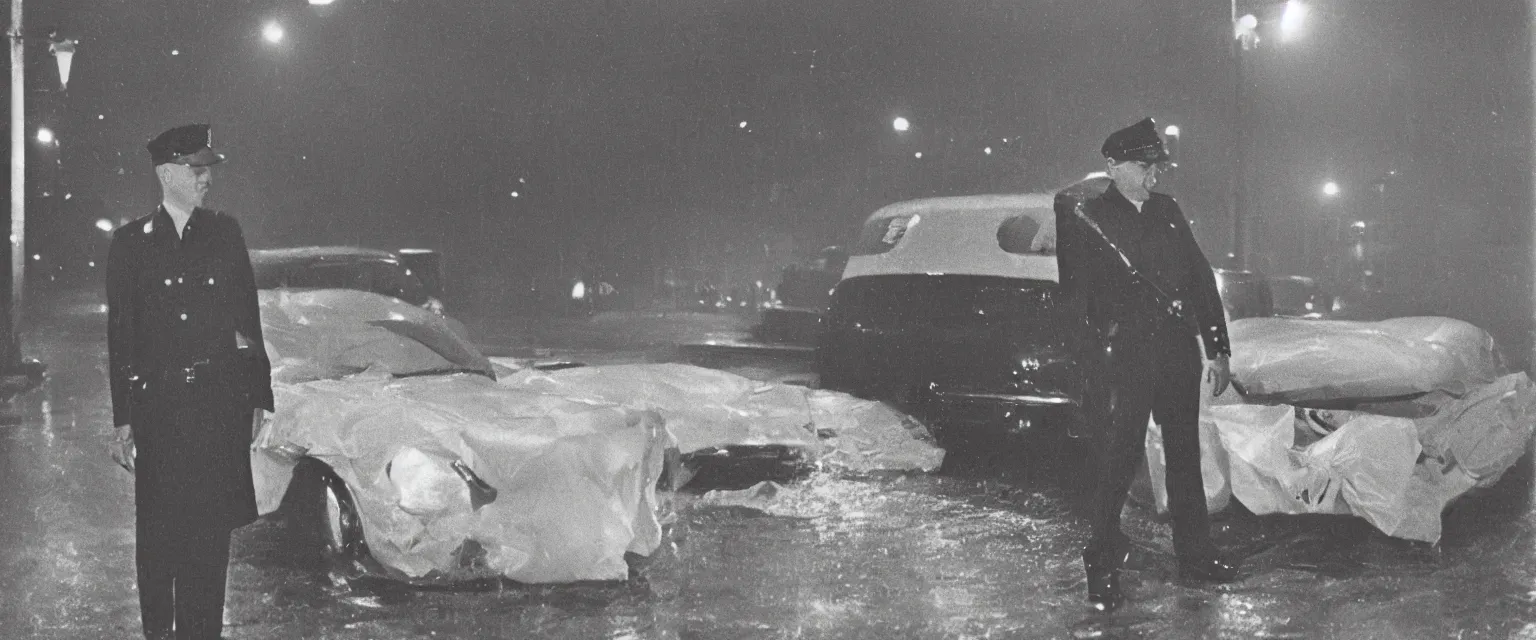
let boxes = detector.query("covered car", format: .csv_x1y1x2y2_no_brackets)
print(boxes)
1142,315,1534,543
251,289,672,584
252,288,944,584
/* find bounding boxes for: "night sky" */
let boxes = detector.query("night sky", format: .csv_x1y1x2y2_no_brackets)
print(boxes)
9,0,1534,355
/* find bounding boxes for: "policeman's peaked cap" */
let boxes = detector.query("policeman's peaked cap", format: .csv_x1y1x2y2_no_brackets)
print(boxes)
147,123,225,167
1101,117,1170,164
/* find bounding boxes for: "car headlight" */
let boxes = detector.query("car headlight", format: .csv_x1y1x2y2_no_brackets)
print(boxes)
389,448,470,517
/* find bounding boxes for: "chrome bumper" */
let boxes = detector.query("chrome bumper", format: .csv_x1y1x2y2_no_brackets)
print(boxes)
927,383,1078,407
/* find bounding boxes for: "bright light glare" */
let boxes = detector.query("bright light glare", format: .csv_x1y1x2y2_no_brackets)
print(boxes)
510,191,520,198
262,22,285,44
1165,125,1180,137
738,121,747,129
35,128,53,144
914,151,923,159
1351,220,1366,229
308,0,335,4
893,117,910,132
1237,14,1258,31
1280,1,1308,40
571,281,586,300
983,147,992,155
95,219,114,232
1322,181,1340,196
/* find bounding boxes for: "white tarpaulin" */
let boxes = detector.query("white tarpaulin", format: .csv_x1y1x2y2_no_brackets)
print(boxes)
1228,316,1502,403
1147,315,1535,543
253,372,669,583
499,363,944,473
259,288,492,384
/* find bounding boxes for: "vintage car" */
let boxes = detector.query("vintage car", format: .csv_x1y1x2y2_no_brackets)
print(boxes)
751,247,846,346
815,175,1272,452
815,191,1082,451
250,246,447,316
1267,274,1337,319
253,288,942,585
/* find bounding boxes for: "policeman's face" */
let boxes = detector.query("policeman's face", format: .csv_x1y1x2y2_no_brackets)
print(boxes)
156,162,212,208
1106,159,1159,202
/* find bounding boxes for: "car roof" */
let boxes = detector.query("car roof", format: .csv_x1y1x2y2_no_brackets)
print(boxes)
250,246,400,266
859,193,1058,223
844,193,1060,282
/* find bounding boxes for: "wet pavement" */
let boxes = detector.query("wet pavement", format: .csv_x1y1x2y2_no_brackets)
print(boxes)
5,287,1536,639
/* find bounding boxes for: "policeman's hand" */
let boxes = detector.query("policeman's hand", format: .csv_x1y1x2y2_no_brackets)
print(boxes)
1208,355,1232,397
110,424,135,473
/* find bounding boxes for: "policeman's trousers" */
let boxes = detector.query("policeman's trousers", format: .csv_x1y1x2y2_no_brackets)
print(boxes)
137,518,232,640
1085,327,1215,560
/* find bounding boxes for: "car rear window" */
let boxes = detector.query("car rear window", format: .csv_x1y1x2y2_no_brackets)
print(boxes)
997,212,1055,255
850,214,920,256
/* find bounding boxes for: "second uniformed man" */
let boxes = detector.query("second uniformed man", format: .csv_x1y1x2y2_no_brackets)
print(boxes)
1055,117,1240,612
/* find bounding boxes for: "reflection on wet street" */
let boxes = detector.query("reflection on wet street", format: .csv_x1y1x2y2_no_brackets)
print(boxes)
4,288,1536,639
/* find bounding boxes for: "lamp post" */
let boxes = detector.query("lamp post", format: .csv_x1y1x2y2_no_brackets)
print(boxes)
1230,1,1307,270
3,0,72,378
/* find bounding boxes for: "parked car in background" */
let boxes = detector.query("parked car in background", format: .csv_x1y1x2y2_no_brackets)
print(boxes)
1213,268,1275,321
251,246,447,316
752,246,846,346
1267,274,1336,319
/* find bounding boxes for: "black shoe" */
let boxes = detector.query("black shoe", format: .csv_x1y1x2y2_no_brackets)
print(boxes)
1178,553,1240,583
1083,545,1130,612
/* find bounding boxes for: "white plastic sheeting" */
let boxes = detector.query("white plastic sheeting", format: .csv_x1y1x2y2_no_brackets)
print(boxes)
259,288,492,384
500,363,944,473
253,372,670,583
1146,316,1535,543
1228,316,1502,403
250,290,941,583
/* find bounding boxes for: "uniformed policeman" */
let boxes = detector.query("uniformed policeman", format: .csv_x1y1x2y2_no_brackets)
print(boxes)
1054,117,1240,612
106,124,274,640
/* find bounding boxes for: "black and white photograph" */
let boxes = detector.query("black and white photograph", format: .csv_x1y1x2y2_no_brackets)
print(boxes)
0,0,1534,638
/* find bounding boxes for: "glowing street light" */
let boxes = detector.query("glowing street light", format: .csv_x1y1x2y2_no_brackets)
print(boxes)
35,127,53,144
983,147,992,155
892,117,910,132
1322,181,1340,196
1164,125,1180,138
94,219,114,232
1280,1,1309,41
262,22,285,44
308,0,335,4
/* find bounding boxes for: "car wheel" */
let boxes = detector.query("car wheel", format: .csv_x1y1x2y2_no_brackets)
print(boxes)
313,464,371,566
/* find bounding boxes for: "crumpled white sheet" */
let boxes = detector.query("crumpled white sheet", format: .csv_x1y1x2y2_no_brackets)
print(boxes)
1144,360,1535,543
260,288,493,384
252,372,669,583
499,363,944,473
1229,316,1502,403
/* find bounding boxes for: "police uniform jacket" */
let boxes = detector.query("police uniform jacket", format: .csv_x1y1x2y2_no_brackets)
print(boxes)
107,206,274,534
1055,183,1230,360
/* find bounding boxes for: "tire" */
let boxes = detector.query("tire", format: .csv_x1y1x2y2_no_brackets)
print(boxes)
312,463,371,567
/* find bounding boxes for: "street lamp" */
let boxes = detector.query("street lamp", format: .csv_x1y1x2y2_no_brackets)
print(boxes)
1280,0,1310,41
1230,0,1308,269
262,21,285,44
34,127,52,144
892,117,910,132
1322,180,1340,196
